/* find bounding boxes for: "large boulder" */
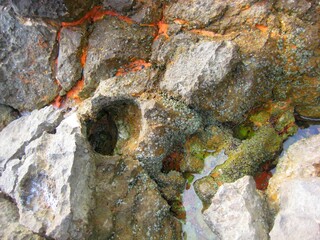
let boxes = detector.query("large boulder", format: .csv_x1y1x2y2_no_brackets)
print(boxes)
267,133,320,208
0,9,59,111
10,113,94,239
203,176,269,240
81,16,155,97
269,178,320,240
0,106,64,173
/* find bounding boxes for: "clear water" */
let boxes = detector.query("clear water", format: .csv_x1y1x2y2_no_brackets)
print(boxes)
182,151,228,240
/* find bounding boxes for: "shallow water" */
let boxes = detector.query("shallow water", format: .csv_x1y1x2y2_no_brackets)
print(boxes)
182,151,228,240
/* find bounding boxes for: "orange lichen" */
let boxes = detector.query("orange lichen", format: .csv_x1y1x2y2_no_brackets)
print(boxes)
173,19,189,25
190,29,221,38
255,24,268,33
66,79,84,102
156,20,169,39
116,60,152,76
61,6,134,27
52,95,63,108
80,46,88,67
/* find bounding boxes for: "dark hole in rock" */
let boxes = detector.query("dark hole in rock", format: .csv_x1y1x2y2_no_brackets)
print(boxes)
87,111,118,155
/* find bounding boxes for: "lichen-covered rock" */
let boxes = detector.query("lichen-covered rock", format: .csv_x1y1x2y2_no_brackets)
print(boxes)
102,0,162,24
90,155,182,239
204,176,269,240
0,104,19,131
269,178,320,240
11,0,94,21
0,9,59,111
81,16,155,97
195,126,282,203
0,106,64,172
0,195,44,239
13,113,94,240
267,133,320,208
56,26,85,92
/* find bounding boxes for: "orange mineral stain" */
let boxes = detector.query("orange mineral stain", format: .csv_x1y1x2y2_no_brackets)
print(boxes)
116,60,152,76
66,79,84,103
254,171,272,190
80,46,88,67
52,95,63,108
255,24,268,33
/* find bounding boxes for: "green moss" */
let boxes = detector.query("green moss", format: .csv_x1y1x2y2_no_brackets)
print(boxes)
234,124,255,140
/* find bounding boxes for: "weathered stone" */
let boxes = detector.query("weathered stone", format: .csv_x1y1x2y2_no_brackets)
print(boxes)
267,133,320,208
14,113,94,239
0,104,19,131
0,196,44,239
156,171,186,202
0,9,59,111
0,106,64,172
195,126,283,203
275,0,312,15
269,178,320,240
203,176,269,240
56,26,85,92
81,16,155,97
103,0,162,24
165,0,228,28
90,155,182,239
11,0,94,21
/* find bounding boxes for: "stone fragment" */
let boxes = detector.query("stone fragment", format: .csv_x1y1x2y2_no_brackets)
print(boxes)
14,113,94,239
0,106,64,171
56,26,85,92
0,104,19,131
81,16,155,97
203,176,269,240
0,9,59,111
0,196,44,239
165,0,227,28
91,155,182,239
269,178,320,240
267,133,320,207
103,0,162,24
11,0,94,21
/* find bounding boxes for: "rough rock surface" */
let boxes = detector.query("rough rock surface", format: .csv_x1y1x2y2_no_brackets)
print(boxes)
0,195,44,239
0,9,59,111
56,26,85,92
91,155,181,239
11,0,94,21
102,0,162,24
12,113,93,239
0,104,19,131
269,178,320,240
204,176,269,240
0,106,64,172
81,16,155,97
267,133,320,208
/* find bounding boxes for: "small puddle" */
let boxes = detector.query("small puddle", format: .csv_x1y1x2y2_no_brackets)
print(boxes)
182,151,228,240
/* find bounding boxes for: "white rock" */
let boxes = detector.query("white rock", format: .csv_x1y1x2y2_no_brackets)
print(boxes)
12,113,94,240
203,176,269,240
270,178,320,240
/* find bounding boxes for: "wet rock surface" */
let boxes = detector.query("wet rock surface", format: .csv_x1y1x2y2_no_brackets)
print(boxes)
0,8,59,111
204,176,269,240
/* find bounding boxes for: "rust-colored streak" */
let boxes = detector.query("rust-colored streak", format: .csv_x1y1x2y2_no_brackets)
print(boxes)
116,60,152,76
254,171,272,190
255,24,268,33
66,78,84,103
61,6,134,27
80,46,88,67
52,95,63,108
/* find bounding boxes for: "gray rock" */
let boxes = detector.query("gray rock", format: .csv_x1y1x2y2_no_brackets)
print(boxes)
81,16,155,97
203,176,269,240
56,26,85,92
91,155,182,239
269,178,320,240
11,0,94,21
0,9,59,111
0,106,64,172
14,113,94,240
0,196,44,239
267,133,320,208
0,104,19,131
275,0,312,15
165,0,228,28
